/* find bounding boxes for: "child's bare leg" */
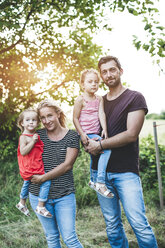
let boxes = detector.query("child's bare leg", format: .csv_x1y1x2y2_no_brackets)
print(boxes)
20,198,26,206
38,201,45,207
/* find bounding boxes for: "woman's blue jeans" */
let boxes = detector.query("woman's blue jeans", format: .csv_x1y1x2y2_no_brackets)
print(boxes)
29,192,83,248
87,134,111,183
92,170,158,248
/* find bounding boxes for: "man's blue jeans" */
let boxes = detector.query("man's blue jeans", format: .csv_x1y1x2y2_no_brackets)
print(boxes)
92,170,158,248
20,179,51,202
29,192,83,248
87,134,111,183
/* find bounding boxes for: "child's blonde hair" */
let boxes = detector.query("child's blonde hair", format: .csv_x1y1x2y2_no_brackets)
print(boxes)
79,68,100,89
37,99,66,128
17,108,39,132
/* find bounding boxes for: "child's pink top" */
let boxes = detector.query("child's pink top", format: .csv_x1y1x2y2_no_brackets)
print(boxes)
17,134,45,181
79,96,100,134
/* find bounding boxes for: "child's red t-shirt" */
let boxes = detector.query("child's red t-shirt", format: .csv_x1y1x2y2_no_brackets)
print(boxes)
17,134,45,180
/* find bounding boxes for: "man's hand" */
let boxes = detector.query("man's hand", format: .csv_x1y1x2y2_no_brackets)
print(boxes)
85,139,102,155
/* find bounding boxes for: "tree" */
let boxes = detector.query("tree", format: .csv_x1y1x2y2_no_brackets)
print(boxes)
160,110,165,120
0,0,164,141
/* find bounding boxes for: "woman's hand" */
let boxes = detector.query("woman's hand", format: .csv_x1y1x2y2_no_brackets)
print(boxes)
31,174,45,184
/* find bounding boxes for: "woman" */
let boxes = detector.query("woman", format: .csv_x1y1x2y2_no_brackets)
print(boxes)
29,99,83,248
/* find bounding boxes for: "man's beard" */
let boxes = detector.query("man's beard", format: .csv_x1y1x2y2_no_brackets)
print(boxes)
105,77,121,88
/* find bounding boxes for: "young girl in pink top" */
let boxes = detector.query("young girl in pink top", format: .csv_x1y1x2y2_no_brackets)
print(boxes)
73,69,114,198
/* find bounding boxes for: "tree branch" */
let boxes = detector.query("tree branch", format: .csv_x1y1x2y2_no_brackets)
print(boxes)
33,80,68,97
0,39,22,54
0,2,35,54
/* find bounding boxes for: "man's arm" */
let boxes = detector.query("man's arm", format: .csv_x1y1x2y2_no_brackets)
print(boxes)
86,109,145,155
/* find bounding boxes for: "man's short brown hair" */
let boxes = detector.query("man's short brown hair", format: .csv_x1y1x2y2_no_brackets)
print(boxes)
98,56,121,70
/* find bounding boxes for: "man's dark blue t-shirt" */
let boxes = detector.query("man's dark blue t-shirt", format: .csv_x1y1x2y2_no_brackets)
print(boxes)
92,89,148,175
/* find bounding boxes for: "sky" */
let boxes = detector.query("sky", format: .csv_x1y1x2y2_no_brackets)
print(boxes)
93,0,165,114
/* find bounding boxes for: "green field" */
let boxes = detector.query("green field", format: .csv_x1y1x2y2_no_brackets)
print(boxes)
0,119,164,248
140,119,165,145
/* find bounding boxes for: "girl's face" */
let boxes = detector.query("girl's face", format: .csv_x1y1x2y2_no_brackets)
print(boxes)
83,72,99,94
39,107,60,132
22,111,38,133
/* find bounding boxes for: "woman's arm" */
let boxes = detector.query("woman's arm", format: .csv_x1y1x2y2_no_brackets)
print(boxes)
20,134,38,156
73,96,88,145
86,109,145,155
31,147,79,184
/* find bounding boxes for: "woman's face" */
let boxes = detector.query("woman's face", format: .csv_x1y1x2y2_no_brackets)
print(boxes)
39,107,60,131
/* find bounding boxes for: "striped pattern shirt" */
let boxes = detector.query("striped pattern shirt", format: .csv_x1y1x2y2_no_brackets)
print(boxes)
29,128,80,199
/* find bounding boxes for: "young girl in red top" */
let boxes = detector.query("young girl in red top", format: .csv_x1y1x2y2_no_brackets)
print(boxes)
16,109,52,218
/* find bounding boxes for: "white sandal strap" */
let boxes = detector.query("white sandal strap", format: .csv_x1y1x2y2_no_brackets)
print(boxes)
17,202,26,209
36,206,51,217
16,202,30,216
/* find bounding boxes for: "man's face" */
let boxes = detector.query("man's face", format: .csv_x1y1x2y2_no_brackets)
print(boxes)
100,60,123,88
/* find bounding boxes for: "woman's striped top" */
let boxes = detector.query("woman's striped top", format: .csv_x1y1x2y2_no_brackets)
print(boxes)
29,128,80,199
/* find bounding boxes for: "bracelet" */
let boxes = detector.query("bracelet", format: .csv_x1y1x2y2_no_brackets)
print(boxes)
99,140,103,150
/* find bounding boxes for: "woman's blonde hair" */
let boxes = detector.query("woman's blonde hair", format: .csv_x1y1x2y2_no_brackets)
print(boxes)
79,68,100,89
17,108,39,132
37,99,66,128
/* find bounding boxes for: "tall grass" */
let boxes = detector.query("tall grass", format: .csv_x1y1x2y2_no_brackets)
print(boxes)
0,195,164,247
0,134,165,247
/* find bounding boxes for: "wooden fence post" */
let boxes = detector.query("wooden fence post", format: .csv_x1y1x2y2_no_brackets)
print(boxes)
153,121,164,209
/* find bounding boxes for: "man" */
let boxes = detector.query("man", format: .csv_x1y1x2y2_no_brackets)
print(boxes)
86,56,158,248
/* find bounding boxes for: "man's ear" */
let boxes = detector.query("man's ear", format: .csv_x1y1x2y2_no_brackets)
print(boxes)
120,68,123,76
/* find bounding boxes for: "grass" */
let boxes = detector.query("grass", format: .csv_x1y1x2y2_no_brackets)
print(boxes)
0,199,164,248
0,119,164,247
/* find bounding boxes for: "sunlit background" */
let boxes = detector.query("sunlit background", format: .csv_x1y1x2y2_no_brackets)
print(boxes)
32,0,165,116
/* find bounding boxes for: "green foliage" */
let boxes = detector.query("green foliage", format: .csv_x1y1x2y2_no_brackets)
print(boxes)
0,138,18,161
1,135,165,211
73,147,98,208
0,137,165,247
0,135,165,247
0,0,164,142
160,110,165,120
146,111,165,120
133,10,165,73
0,160,21,223
146,113,161,119
139,135,165,197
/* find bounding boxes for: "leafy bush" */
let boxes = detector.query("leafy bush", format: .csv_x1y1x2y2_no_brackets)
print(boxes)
146,111,165,120
1,135,164,214
73,147,98,208
0,160,23,223
139,135,165,199
0,138,18,162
